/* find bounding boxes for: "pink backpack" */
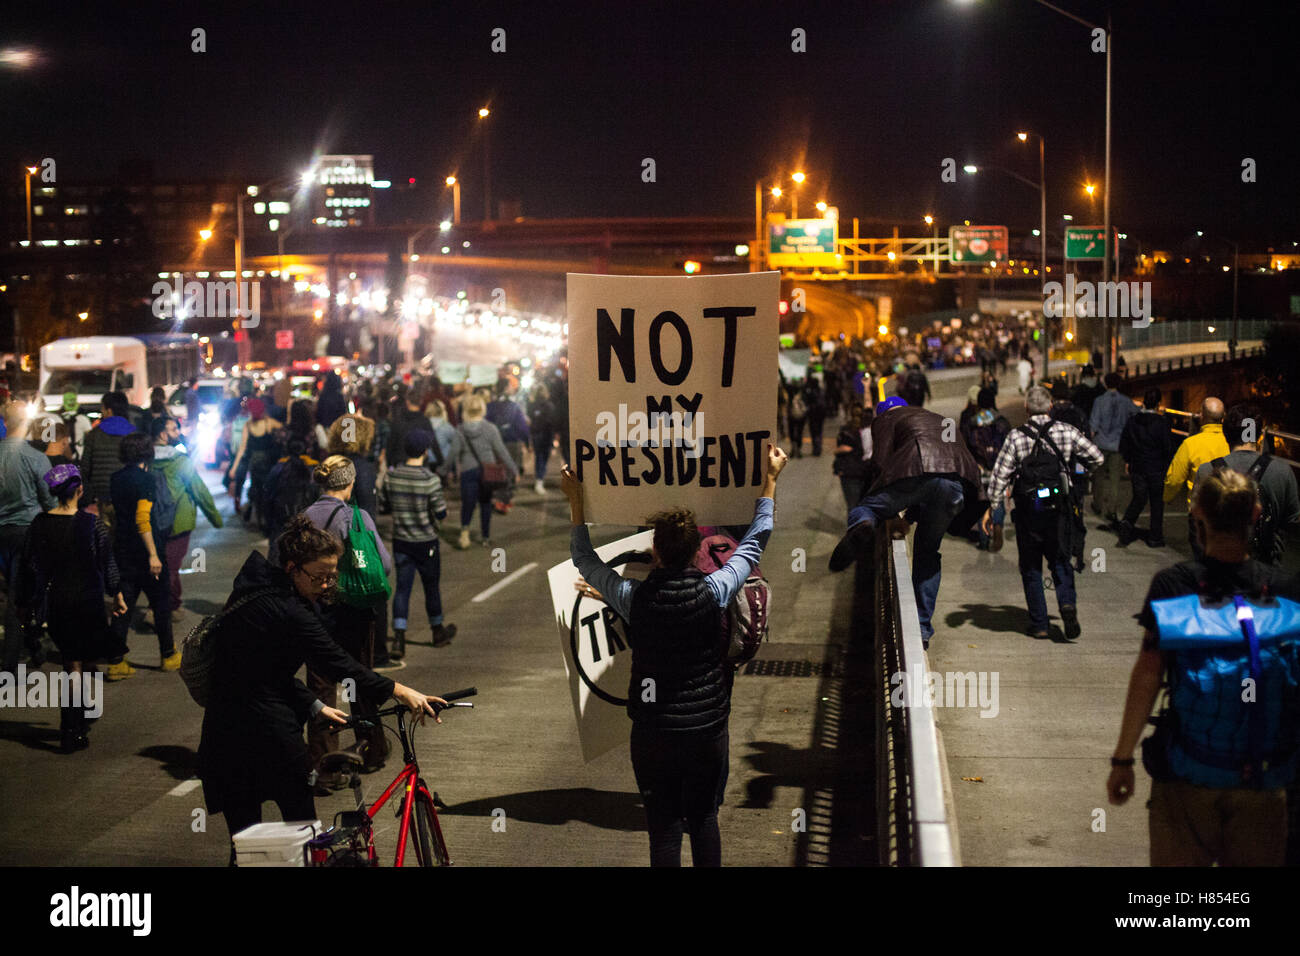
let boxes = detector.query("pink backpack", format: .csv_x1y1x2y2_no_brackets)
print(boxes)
694,531,771,665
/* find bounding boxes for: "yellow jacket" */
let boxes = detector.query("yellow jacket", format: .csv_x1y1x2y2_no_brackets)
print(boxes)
1163,424,1229,505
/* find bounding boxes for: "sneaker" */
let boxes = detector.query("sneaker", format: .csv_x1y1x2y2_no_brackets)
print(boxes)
171,608,185,623
534,480,546,495
161,651,183,672
480,538,492,548
1115,520,1135,547
457,528,471,550
991,523,1004,553
105,660,137,681
1060,605,1082,641
492,501,509,515
373,658,407,672
431,623,458,647
1147,538,1166,548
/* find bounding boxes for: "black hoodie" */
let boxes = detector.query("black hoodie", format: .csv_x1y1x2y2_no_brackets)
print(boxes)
198,550,394,813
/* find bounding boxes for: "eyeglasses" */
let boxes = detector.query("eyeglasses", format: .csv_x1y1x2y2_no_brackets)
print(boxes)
297,568,338,586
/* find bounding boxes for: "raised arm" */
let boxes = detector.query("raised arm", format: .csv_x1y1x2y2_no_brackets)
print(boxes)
560,464,635,621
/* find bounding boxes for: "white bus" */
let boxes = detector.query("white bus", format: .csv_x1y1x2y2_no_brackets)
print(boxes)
39,334,204,415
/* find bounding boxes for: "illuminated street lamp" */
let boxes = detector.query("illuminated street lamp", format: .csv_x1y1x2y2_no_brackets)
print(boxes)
924,214,939,274
445,175,461,225
198,228,213,241
478,107,492,222
790,171,806,218
24,164,38,245
815,200,827,213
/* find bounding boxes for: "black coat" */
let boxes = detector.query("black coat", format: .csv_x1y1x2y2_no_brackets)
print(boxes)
198,550,395,814
1119,409,1175,474
864,405,986,535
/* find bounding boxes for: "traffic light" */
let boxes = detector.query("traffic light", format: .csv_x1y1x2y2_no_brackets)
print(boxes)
683,260,701,274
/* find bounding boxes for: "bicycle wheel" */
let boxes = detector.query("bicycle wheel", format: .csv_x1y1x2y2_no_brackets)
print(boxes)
412,796,437,867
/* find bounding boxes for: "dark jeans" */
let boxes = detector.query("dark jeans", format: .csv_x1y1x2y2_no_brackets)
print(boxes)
839,475,865,512
630,724,729,867
1123,469,1166,542
392,539,444,629
459,467,494,538
533,432,554,481
1,522,38,673
1012,507,1077,633
848,475,965,641
788,418,805,453
110,556,174,659
165,531,190,610
807,413,825,456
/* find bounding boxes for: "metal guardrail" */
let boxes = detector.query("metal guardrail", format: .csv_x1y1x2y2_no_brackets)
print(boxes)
873,524,956,866
1118,318,1278,350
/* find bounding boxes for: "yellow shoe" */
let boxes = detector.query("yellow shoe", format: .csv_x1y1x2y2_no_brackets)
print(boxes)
161,651,183,672
105,660,137,681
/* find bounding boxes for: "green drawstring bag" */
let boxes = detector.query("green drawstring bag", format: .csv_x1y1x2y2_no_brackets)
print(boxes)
332,501,393,608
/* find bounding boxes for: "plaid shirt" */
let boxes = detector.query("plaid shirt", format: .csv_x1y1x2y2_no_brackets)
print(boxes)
377,463,446,542
987,414,1104,505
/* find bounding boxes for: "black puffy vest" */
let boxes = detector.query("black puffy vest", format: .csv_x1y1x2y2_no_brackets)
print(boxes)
626,567,730,732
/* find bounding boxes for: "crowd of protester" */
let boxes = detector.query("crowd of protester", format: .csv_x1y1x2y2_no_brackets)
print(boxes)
6,323,1300,868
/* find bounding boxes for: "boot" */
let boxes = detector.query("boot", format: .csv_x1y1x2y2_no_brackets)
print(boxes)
1115,520,1136,547
431,623,458,647
60,705,88,753
457,527,471,550
391,629,405,660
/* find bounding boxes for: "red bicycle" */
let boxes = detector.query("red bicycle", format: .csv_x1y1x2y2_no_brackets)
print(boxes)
308,687,476,867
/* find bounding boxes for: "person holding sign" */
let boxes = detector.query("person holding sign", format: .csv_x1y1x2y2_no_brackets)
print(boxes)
560,443,788,867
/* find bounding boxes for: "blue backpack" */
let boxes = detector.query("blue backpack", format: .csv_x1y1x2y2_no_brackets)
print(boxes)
1150,591,1300,789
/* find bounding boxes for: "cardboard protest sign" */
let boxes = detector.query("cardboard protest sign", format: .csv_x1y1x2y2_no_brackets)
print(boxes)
566,272,779,525
547,531,653,762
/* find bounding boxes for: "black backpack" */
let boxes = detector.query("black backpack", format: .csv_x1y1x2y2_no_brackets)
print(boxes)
1212,454,1280,563
269,457,320,531
1012,422,1069,511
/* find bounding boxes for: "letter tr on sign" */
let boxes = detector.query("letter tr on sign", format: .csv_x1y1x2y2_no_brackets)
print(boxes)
566,272,780,526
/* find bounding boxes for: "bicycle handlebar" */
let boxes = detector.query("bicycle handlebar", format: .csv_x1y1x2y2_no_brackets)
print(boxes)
327,687,478,732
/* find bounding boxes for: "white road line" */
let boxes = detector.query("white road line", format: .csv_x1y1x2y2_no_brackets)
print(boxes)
168,778,203,797
471,562,538,604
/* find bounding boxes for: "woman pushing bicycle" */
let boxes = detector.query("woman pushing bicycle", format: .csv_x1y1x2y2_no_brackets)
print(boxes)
198,514,446,861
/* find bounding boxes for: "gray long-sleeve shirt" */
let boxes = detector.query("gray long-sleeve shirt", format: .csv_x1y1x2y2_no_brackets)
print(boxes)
449,419,519,479
0,438,54,526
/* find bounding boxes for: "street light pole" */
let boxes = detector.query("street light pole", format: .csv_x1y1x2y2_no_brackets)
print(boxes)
479,107,492,223
24,166,36,245
234,190,251,368
1027,0,1113,373
753,180,763,272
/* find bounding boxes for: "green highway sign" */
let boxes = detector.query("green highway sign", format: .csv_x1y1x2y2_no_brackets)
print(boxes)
1065,225,1112,260
768,217,839,268
949,225,1008,263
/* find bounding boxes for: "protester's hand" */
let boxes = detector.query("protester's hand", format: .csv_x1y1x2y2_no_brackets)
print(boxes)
319,705,350,725
574,578,604,602
392,682,446,723
980,508,993,537
112,593,128,617
766,443,789,479
148,555,162,578
561,464,582,502
1107,764,1136,806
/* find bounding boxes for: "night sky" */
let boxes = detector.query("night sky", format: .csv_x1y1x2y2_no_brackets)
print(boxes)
3,0,1297,247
